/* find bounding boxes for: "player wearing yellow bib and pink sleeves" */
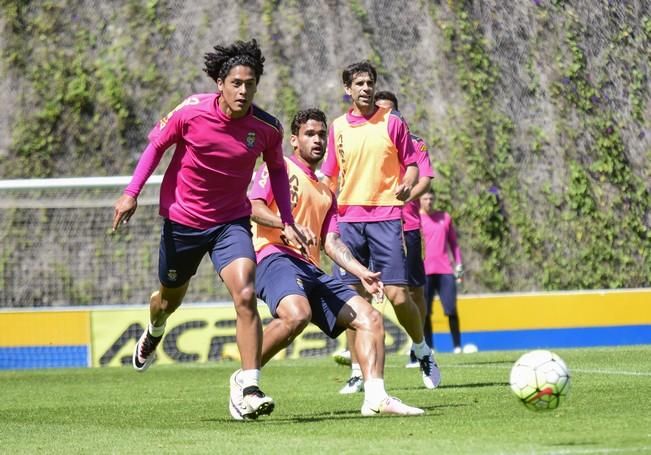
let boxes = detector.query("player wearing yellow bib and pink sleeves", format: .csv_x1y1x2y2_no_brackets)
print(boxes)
111,39,310,420
375,91,436,368
227,109,424,418
321,61,441,392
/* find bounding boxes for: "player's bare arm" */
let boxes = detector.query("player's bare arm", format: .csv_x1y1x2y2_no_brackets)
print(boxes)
112,194,138,232
395,164,418,201
324,231,383,297
405,176,433,203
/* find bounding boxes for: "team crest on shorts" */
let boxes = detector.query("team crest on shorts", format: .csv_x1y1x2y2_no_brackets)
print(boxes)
167,269,178,281
246,132,256,148
296,278,304,289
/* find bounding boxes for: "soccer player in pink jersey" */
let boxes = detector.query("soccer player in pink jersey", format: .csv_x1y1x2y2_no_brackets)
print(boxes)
228,108,423,418
111,39,310,419
420,190,466,353
321,61,441,392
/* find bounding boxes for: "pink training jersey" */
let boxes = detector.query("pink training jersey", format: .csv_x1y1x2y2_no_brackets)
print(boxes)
124,93,293,229
321,107,418,222
420,211,463,275
402,134,435,232
249,155,339,265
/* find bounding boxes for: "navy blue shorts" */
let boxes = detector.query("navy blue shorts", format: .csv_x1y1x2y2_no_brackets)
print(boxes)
404,229,426,287
333,220,408,286
424,274,457,315
256,253,357,338
158,217,255,288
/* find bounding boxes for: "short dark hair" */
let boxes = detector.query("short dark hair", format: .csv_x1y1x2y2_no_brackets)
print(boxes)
291,108,327,135
374,90,399,110
342,61,377,87
203,39,265,83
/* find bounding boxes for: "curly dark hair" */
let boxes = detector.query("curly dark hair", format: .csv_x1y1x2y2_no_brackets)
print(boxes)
203,39,265,83
342,60,377,87
374,90,399,110
290,108,327,135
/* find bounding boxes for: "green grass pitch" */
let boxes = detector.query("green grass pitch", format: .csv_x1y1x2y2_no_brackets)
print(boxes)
1,346,650,454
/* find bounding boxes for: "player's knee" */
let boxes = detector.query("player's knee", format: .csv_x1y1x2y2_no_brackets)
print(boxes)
355,307,384,337
385,286,409,306
283,305,311,333
155,289,182,315
233,284,256,305
367,308,384,336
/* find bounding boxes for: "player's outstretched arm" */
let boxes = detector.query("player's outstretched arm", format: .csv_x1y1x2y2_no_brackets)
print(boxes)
112,194,137,232
324,232,383,299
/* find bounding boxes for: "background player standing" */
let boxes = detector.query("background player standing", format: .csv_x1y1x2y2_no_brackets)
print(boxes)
420,190,466,353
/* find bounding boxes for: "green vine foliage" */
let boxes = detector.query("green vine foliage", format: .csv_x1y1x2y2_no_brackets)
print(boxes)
0,0,175,177
430,0,650,291
0,0,649,302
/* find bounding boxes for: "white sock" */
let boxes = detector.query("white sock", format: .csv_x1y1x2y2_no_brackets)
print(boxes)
413,340,431,359
364,378,389,404
148,322,165,337
239,369,261,389
351,363,362,378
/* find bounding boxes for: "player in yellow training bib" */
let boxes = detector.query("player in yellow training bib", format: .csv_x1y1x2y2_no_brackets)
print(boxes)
321,61,441,392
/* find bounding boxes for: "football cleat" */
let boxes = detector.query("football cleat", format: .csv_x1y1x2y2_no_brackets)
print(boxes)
333,349,352,366
132,328,162,372
453,346,463,354
339,375,364,394
229,371,275,420
405,350,420,368
419,351,442,389
241,388,275,419
228,370,245,421
361,396,424,416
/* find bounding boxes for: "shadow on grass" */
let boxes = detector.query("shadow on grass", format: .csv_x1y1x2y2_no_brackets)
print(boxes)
201,403,464,424
390,381,509,392
455,360,515,366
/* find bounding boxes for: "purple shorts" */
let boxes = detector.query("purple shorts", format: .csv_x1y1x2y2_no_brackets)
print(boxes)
333,220,408,286
158,217,255,288
404,229,426,287
256,253,357,338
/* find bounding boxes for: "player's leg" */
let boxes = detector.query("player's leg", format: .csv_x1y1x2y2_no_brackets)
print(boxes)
331,221,371,391
214,218,273,419
405,229,427,367
423,274,438,349
336,295,423,416
367,220,441,389
438,274,462,352
133,219,206,372
260,296,312,364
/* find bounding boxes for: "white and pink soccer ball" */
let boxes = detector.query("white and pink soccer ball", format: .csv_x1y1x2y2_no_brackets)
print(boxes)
510,350,571,411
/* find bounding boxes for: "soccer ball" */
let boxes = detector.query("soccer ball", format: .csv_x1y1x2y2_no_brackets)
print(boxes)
509,350,570,411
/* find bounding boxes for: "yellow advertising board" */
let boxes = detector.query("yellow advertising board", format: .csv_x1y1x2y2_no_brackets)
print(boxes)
91,301,410,367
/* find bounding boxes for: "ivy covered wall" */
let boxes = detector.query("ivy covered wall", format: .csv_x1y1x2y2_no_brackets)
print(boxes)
0,0,648,303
